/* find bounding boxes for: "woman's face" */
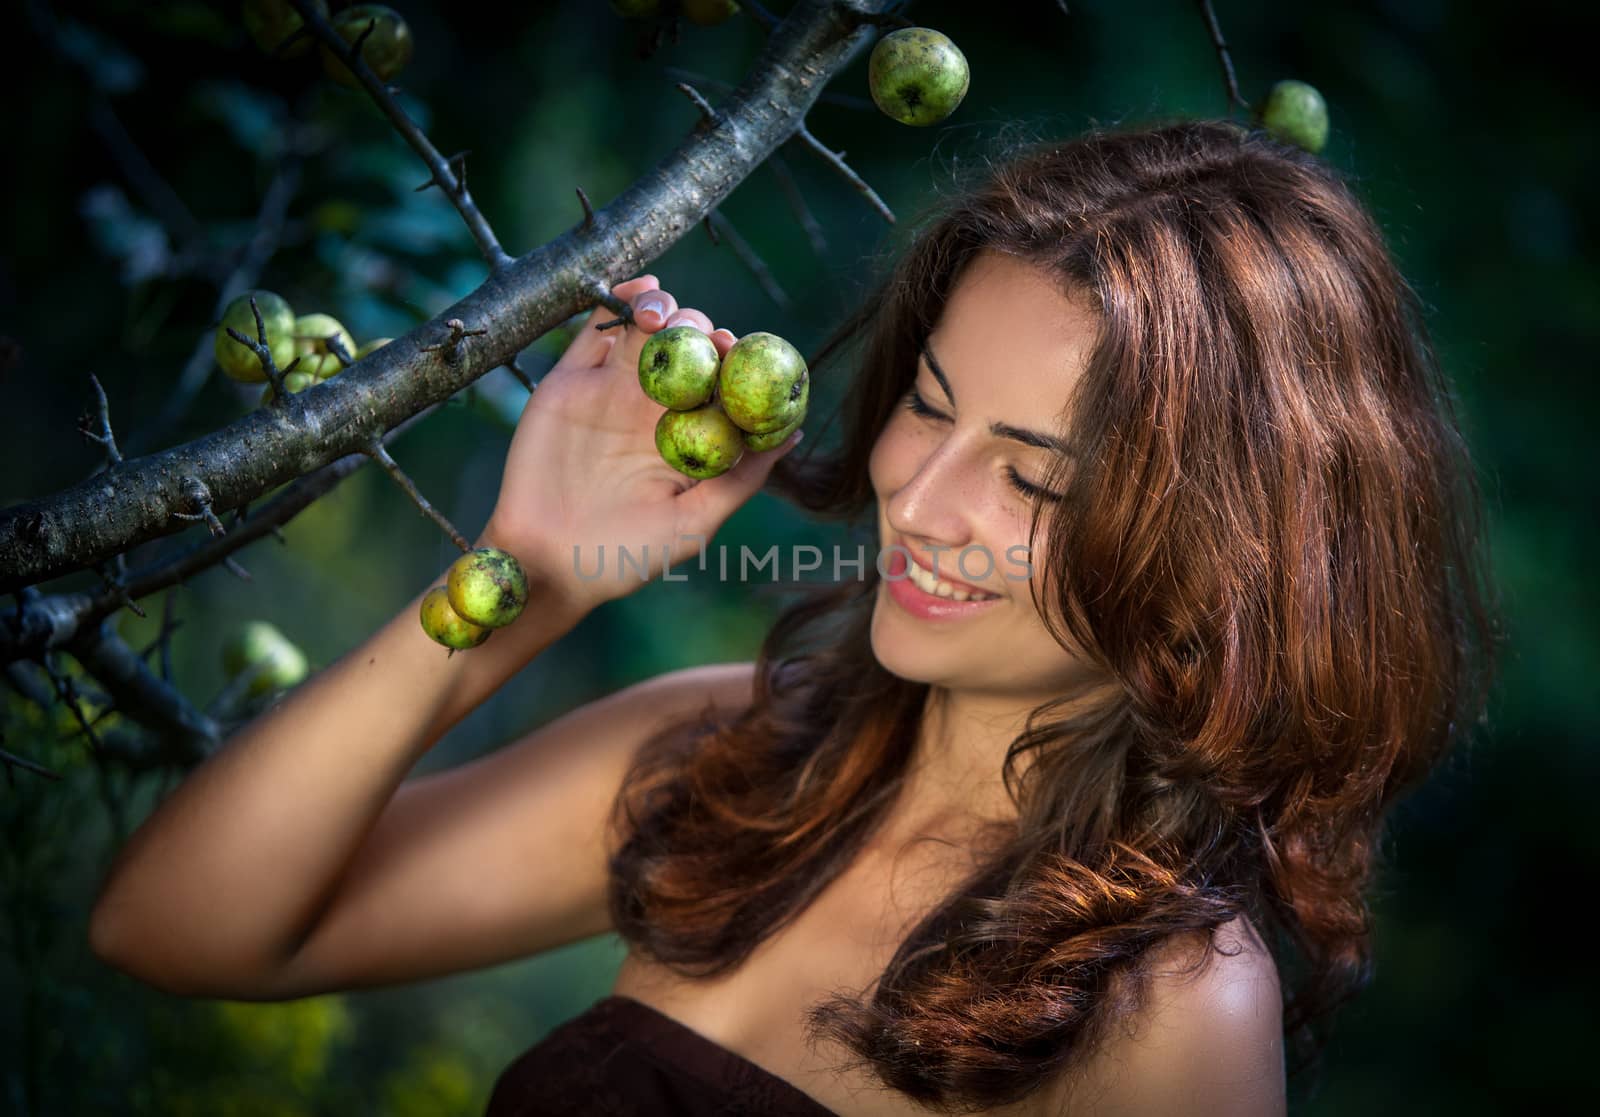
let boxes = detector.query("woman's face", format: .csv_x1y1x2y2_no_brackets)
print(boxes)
869,251,1101,702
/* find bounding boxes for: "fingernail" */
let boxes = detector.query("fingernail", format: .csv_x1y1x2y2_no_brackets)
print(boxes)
637,295,667,319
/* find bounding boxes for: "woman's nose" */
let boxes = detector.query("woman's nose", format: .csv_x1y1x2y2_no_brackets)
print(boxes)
885,441,978,548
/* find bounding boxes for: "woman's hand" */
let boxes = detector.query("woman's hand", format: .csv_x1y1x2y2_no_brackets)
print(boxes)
481,275,803,614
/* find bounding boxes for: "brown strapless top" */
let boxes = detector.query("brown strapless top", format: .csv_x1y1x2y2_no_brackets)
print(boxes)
485,995,840,1116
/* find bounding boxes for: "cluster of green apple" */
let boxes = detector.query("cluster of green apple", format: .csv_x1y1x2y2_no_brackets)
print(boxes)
213,289,392,403
419,547,531,652
242,0,413,87
608,0,741,26
639,327,808,480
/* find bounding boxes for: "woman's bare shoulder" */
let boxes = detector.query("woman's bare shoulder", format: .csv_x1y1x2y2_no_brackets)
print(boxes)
1024,914,1286,1117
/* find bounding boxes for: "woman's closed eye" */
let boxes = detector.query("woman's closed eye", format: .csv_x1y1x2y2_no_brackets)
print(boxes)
899,386,1060,501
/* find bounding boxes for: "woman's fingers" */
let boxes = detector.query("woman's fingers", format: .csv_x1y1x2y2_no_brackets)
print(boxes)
662,308,715,335
710,327,736,358
630,287,679,331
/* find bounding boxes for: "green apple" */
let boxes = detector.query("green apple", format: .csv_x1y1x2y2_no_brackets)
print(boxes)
656,404,745,479
222,620,309,696
215,289,297,383
638,325,720,410
420,585,491,650
716,331,808,434
681,0,740,25
446,547,529,629
1260,80,1329,154
868,27,969,127
242,0,329,60
322,4,413,88
742,410,804,452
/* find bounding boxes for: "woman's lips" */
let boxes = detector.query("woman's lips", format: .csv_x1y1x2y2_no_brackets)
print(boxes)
883,548,1004,622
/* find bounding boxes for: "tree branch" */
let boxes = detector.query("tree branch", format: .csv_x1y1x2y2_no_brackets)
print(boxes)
0,0,892,596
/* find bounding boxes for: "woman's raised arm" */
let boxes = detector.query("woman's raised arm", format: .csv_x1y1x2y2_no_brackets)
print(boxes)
87,275,800,999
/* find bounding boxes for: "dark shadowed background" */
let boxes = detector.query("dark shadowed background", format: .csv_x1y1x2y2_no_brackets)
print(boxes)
2,1,1594,1113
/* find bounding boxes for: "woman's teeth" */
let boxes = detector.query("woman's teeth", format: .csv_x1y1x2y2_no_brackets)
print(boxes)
906,558,999,602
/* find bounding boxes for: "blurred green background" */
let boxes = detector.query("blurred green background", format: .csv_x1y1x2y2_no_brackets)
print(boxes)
2,0,1593,1113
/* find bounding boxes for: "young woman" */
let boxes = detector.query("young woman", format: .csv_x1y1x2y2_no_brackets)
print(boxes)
88,118,1498,1116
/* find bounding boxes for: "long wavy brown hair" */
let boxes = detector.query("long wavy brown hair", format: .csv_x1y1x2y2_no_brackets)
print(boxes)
606,117,1501,1111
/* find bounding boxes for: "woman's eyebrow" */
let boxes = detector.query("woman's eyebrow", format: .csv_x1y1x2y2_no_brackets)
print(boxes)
921,340,1074,456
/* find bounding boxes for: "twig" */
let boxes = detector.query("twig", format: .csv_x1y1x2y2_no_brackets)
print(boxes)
1194,0,1249,114
79,374,123,466
792,124,895,224
0,745,61,782
285,0,513,270
767,151,828,258
706,210,790,309
504,356,536,392
575,186,597,232
363,443,472,553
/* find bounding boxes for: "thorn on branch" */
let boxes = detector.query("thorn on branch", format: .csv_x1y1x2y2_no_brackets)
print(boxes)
326,332,355,370
170,475,227,537
702,214,720,246
364,443,472,553
676,82,720,128
576,187,596,232
591,282,636,332
415,150,471,195
792,124,896,225
420,317,489,365
505,356,536,392
223,556,253,582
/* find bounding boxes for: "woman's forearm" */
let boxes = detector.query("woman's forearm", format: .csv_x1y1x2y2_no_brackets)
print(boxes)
87,527,587,994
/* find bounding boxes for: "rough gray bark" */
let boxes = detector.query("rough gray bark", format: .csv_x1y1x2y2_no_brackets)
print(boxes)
0,0,892,602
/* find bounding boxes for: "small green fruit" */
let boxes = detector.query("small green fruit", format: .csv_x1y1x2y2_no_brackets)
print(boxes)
681,0,740,25
638,325,720,410
242,0,329,60
1260,80,1329,154
446,547,530,629
355,337,394,360
259,369,318,404
222,620,309,696
420,585,491,650
322,4,413,88
716,331,809,434
868,27,970,127
742,410,804,452
655,404,746,479
293,312,356,374
216,290,297,383
609,0,662,18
